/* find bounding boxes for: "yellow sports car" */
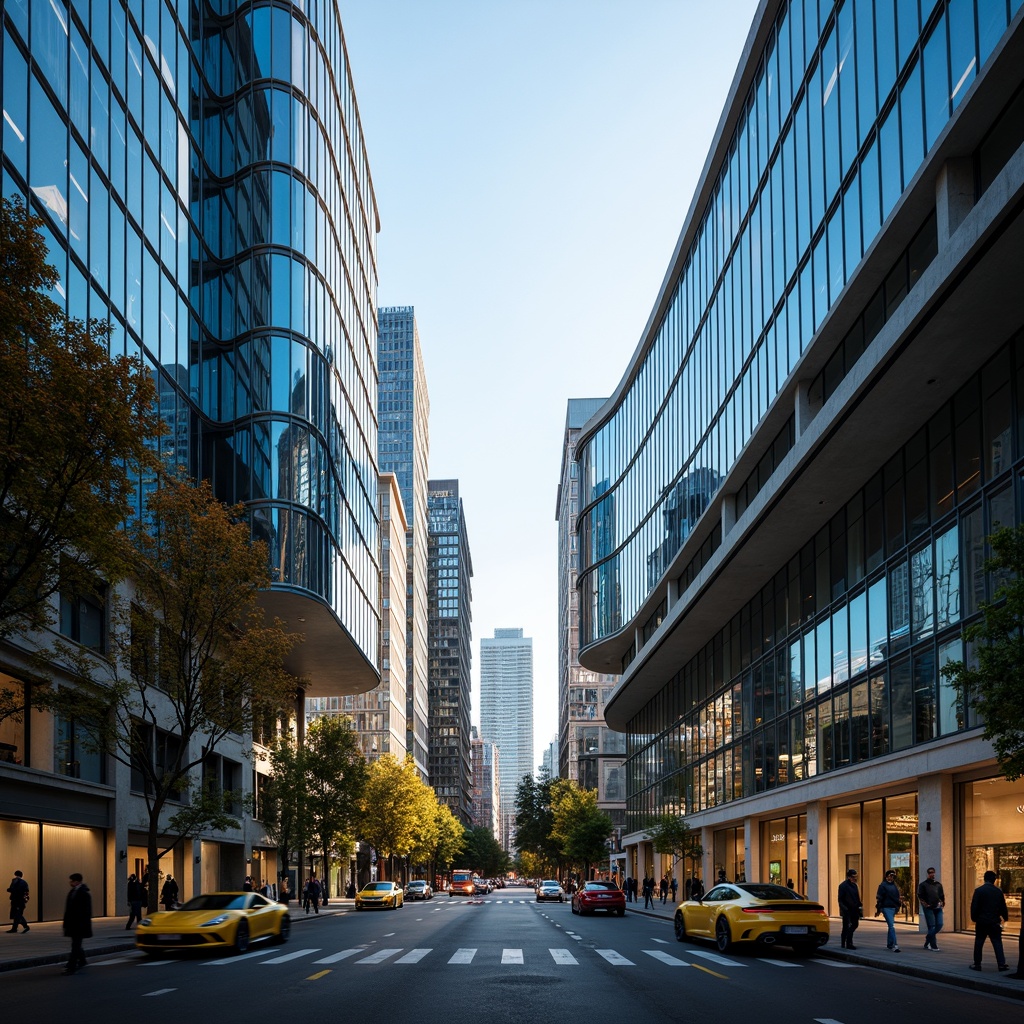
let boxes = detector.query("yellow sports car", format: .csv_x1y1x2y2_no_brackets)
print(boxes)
673,882,829,955
135,892,290,955
355,881,404,910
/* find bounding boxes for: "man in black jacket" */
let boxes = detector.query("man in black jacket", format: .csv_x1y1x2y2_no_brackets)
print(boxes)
917,867,945,950
7,870,29,933
62,873,92,975
969,870,1009,971
837,868,862,949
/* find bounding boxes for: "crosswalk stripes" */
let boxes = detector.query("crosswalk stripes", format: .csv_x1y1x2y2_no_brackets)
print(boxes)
643,950,689,967
394,949,432,963
140,945,855,971
313,949,363,964
356,948,402,964
595,949,635,966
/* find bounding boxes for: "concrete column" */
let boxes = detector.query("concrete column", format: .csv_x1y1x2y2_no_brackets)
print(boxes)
667,575,679,609
805,800,826,905
795,379,813,438
917,774,955,931
935,157,975,246
701,825,714,886
745,816,760,884
721,491,737,537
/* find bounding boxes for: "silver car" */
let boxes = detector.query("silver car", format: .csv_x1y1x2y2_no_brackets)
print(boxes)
405,880,433,900
536,880,565,903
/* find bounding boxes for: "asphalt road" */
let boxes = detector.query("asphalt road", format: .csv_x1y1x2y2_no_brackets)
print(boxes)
6,887,1020,1024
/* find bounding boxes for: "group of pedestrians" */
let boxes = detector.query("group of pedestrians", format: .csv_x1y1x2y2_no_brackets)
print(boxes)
836,864,1023,976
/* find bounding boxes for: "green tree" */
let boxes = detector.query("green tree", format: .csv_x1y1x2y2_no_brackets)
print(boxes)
428,802,466,881
51,475,299,911
549,779,613,878
460,826,508,878
304,716,368,897
359,754,432,879
942,524,1024,780
647,814,704,885
0,196,162,646
513,770,558,872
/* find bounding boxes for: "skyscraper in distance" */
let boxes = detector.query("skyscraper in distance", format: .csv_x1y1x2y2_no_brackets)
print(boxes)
427,478,474,823
479,628,533,851
378,307,431,780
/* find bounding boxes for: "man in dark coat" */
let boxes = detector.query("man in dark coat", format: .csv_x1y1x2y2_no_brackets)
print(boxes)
7,870,29,933
62,873,92,975
125,873,145,929
836,868,862,949
160,874,179,910
969,870,1009,971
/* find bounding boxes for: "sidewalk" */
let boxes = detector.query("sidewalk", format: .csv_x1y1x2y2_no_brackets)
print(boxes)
0,900,353,974
625,896,1023,1001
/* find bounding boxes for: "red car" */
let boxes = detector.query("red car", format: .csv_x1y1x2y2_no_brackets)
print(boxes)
571,881,626,916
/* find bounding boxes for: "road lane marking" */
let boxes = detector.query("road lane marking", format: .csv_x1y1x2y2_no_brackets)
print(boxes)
595,949,635,966
261,948,320,964
502,949,524,964
356,948,402,964
449,948,477,963
644,950,690,966
689,950,746,967
692,963,729,979
395,949,432,963
307,970,331,980
762,958,803,967
812,960,861,968
313,949,363,964
814,1019,847,1023
384,932,396,936
140,960,175,967
142,988,176,996
550,949,578,965
651,938,670,944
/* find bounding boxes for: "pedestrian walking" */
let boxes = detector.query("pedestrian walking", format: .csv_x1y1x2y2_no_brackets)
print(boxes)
659,876,669,904
160,874,179,910
62,873,92,975
7,869,29,933
874,869,903,952
837,868,862,949
125,873,144,929
629,876,637,903
717,869,729,884
917,866,945,950
242,875,254,892
642,875,655,909
303,875,321,914
279,877,291,904
969,870,1009,971
691,876,704,899
670,877,678,903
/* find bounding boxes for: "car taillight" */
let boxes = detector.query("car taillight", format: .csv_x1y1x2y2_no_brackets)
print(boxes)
741,907,777,913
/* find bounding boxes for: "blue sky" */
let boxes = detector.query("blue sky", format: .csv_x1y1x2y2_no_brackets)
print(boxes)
340,0,761,759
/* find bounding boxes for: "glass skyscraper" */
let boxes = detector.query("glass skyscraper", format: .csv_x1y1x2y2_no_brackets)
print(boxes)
0,0,380,913
575,0,1024,927
479,628,534,851
377,306,431,779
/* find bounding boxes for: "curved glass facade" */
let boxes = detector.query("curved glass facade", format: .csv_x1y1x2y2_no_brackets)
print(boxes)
576,0,1021,651
1,1,379,669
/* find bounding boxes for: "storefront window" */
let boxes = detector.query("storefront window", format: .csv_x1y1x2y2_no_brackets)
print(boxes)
761,814,806,894
714,825,746,884
963,776,1024,929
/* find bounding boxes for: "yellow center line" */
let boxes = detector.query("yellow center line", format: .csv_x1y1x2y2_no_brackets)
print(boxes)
306,970,332,981
691,963,729,980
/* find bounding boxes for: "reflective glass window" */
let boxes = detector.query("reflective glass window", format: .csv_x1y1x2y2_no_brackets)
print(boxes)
899,61,924,185
879,101,902,220
948,0,977,108
922,13,949,150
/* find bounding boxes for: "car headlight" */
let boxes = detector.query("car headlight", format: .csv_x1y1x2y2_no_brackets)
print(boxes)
201,914,231,927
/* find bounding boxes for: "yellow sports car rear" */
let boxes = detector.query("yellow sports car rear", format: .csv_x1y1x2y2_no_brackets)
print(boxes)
135,892,290,955
674,882,829,955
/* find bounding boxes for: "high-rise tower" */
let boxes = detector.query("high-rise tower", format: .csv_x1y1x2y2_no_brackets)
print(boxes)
377,307,431,780
479,628,534,851
427,479,474,823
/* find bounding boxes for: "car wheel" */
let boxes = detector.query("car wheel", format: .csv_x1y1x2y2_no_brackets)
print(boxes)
674,911,688,943
274,915,291,945
234,920,250,955
714,916,732,953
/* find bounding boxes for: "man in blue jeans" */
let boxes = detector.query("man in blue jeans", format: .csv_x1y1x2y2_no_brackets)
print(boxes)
917,867,945,951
